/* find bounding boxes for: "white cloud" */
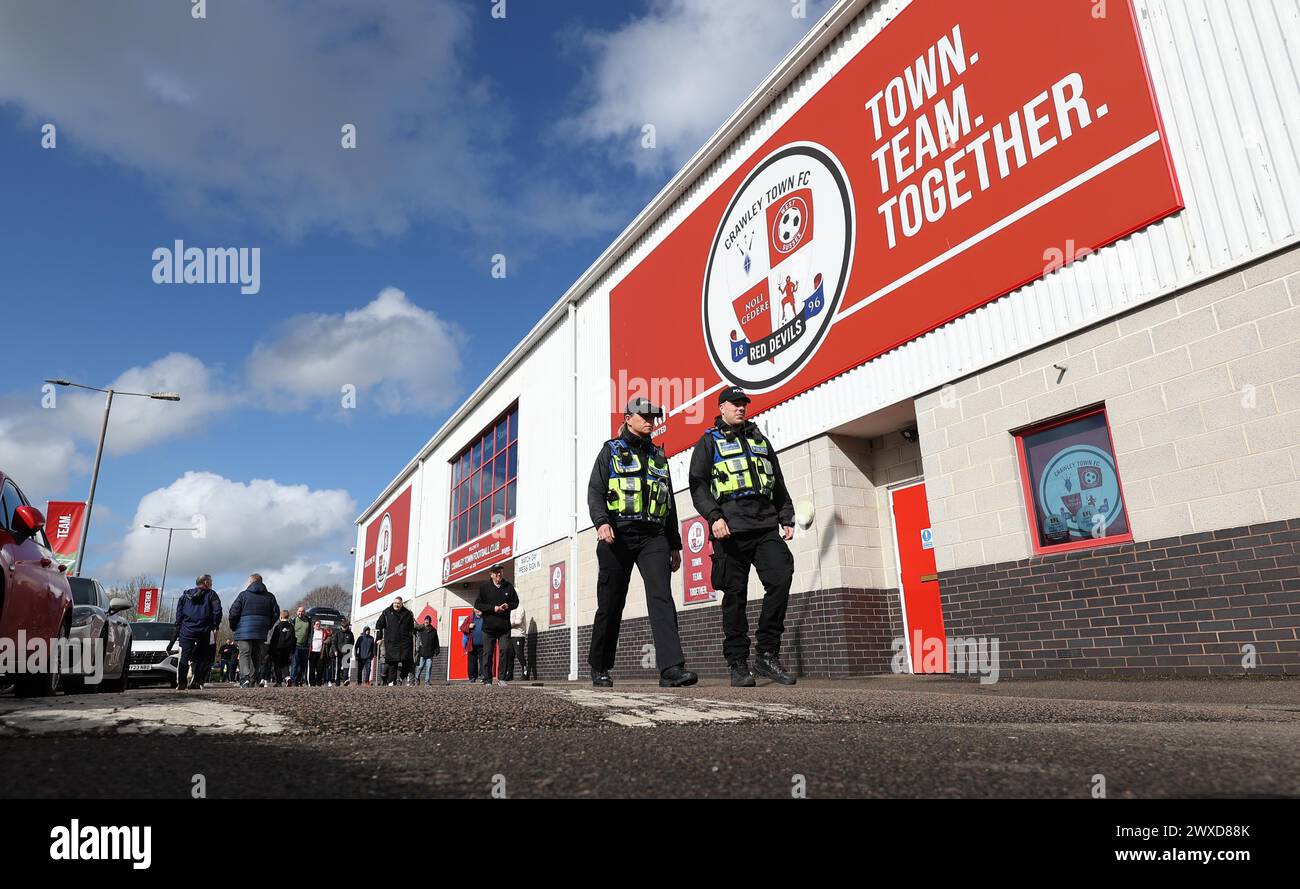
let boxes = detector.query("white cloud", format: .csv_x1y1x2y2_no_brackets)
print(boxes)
0,353,230,500
0,0,626,245
560,0,834,174
0,1,497,240
104,471,356,584
0,406,85,502
246,287,463,414
52,353,235,455
259,560,354,610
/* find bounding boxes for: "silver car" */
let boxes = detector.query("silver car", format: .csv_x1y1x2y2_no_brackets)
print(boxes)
125,621,181,686
66,577,133,693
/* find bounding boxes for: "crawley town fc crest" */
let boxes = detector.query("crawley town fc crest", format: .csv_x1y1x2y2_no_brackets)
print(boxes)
703,143,854,391
687,520,707,555
1038,445,1124,540
375,512,393,593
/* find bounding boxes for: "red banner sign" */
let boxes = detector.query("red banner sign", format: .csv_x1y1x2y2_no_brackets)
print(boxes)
137,587,160,621
549,561,566,627
681,517,717,604
361,486,412,606
610,0,1181,455
442,520,515,586
44,501,85,572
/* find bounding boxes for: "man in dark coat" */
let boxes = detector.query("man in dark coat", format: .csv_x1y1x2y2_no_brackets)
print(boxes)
228,573,281,687
354,626,376,685
460,612,481,682
332,621,355,685
218,639,238,682
374,597,416,686
266,609,296,686
414,616,441,685
168,574,223,690
473,565,519,685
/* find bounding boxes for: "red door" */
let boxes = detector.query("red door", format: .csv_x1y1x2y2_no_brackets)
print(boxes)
448,607,474,681
891,482,946,673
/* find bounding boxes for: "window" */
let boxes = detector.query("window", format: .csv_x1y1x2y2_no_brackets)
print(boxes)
1,481,21,531
448,405,519,549
1014,406,1133,555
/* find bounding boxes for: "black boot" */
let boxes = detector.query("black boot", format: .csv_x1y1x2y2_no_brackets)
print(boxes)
730,660,756,687
591,669,613,688
754,652,796,685
659,665,698,688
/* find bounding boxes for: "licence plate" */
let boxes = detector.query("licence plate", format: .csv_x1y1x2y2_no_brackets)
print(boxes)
129,664,155,671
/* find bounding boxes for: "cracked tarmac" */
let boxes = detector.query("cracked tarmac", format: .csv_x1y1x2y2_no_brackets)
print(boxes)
1,678,1297,797
0,693,289,736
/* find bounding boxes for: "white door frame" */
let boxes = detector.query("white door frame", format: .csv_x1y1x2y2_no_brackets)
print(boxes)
887,477,926,675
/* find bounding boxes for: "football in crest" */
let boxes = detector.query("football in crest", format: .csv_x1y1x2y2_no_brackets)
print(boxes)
773,195,809,255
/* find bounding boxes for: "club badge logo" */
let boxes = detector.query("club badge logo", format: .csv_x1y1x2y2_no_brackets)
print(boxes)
1038,445,1124,539
702,142,854,392
375,512,393,593
687,519,707,554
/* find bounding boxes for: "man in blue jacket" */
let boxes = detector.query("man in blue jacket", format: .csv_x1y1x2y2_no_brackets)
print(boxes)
168,574,223,690
228,573,281,688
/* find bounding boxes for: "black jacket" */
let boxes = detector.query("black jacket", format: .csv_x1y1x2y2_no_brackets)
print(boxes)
689,416,794,534
355,633,375,660
473,580,519,635
587,428,682,549
416,624,441,658
267,620,296,655
374,606,415,662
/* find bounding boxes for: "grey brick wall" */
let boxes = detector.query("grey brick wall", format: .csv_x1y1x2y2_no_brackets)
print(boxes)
938,518,1300,677
524,586,903,680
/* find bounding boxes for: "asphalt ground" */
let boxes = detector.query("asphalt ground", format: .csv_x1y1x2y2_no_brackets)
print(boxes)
1,677,1297,799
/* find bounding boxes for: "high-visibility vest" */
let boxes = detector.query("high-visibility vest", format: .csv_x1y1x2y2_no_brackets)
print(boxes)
708,426,775,502
604,438,671,523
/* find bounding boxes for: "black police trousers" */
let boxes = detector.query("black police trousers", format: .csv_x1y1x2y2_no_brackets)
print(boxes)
712,528,794,664
589,531,686,673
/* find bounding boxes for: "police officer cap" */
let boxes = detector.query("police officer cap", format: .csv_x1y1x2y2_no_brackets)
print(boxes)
718,386,751,406
624,397,664,418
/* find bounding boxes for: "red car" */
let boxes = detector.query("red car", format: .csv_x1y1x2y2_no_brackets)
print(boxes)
0,470,74,696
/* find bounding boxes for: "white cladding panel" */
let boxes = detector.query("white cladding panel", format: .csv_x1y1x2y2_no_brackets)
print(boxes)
405,311,576,597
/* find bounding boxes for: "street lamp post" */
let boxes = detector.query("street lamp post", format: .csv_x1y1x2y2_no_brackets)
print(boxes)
144,524,197,602
44,379,181,576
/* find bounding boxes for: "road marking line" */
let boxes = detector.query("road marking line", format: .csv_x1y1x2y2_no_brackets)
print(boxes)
537,687,815,726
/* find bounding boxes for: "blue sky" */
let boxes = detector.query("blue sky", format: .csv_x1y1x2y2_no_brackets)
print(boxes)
0,0,832,606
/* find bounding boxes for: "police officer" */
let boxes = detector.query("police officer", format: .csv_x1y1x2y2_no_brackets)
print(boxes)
689,386,797,686
586,397,698,688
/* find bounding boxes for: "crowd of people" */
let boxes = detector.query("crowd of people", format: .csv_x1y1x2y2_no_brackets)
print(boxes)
165,568,536,689
169,574,357,688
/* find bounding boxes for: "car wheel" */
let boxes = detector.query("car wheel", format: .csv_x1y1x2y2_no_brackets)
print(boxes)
103,640,130,693
14,613,69,697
